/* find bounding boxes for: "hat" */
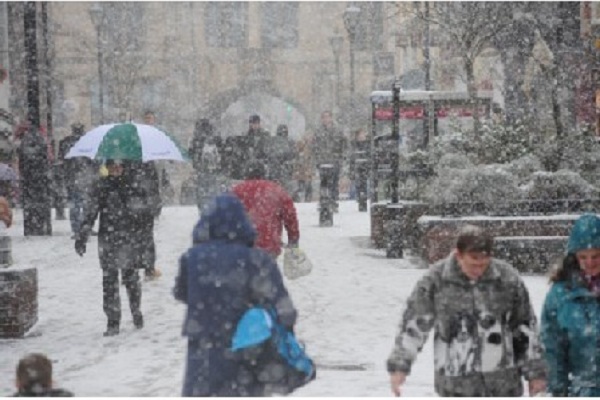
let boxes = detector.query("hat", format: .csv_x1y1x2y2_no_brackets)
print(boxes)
567,214,600,254
249,114,260,123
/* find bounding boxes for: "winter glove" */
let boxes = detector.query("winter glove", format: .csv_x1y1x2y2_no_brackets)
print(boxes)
75,239,86,257
287,241,299,248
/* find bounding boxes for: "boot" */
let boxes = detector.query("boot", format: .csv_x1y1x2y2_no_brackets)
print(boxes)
103,320,119,337
133,313,144,329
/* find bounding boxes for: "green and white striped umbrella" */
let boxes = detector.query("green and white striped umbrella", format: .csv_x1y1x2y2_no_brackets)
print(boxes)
65,123,189,162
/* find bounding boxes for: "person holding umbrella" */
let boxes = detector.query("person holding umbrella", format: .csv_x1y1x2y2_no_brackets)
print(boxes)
68,122,189,335
75,159,147,336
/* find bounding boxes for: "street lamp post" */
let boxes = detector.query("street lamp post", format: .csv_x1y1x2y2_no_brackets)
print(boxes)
344,5,361,130
23,1,52,236
329,34,344,114
89,3,104,125
391,79,401,204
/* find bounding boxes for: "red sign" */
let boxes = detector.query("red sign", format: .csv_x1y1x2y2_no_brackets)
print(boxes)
374,106,487,120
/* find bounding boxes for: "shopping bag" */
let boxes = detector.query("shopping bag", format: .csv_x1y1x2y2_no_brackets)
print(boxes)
232,306,316,394
283,247,313,280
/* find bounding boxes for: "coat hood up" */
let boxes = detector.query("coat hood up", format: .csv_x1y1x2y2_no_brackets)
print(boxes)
192,193,256,247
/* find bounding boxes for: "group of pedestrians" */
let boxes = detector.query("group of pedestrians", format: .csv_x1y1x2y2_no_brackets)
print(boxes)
13,109,600,397
187,110,371,212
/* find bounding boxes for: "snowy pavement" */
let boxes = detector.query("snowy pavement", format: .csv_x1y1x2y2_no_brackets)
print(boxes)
0,201,550,396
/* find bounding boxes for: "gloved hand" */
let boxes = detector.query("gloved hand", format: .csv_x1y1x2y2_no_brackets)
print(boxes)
75,239,86,257
287,241,299,249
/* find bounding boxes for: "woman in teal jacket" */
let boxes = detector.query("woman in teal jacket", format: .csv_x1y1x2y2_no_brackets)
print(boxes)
541,214,600,397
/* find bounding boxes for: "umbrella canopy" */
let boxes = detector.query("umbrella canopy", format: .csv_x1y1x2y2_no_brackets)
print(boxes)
65,123,189,162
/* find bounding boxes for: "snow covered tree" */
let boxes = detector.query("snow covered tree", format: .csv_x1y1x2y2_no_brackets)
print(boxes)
410,3,513,139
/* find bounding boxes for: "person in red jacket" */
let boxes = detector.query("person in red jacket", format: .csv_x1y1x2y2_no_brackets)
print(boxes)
231,161,299,259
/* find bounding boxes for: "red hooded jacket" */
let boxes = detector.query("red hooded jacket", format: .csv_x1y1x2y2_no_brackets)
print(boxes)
231,179,299,257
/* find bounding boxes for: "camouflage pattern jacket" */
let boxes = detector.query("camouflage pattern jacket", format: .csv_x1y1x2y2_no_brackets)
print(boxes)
387,254,546,396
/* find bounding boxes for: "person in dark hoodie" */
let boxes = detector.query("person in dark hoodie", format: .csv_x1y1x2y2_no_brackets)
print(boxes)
188,119,224,212
173,193,297,396
13,353,73,397
74,159,147,336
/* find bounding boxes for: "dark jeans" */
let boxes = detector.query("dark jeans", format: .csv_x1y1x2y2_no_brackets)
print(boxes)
295,180,313,202
319,164,340,202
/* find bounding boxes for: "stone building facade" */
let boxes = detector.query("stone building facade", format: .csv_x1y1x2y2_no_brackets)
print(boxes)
12,2,421,143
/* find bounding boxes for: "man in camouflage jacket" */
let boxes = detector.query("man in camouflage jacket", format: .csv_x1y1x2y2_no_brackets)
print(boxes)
387,226,547,396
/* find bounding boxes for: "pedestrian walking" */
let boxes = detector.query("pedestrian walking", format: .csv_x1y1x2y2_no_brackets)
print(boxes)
188,119,224,212
222,114,270,180
293,132,314,202
265,124,297,194
313,110,347,212
231,160,299,259
129,161,162,281
13,353,73,397
141,110,173,214
173,193,297,396
541,214,600,397
74,160,148,336
58,123,98,237
387,225,546,397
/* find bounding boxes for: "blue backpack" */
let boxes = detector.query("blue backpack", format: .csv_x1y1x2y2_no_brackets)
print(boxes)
232,306,316,392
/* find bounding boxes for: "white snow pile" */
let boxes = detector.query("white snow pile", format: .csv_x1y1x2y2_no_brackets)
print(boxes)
425,164,522,208
522,169,599,200
504,154,544,185
434,153,474,174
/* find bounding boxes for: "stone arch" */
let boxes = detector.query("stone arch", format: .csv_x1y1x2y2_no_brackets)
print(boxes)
207,86,311,140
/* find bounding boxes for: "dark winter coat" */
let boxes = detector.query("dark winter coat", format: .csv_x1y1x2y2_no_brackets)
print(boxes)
349,139,371,180
128,162,162,221
173,193,297,396
231,180,299,258
387,254,546,396
77,168,153,270
222,129,270,180
541,274,600,397
313,124,346,168
265,136,297,186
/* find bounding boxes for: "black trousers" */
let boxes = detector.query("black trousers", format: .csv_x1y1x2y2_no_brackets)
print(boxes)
99,239,142,323
102,268,141,324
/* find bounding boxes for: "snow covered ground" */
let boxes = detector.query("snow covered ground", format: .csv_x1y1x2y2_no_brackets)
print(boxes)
0,201,550,397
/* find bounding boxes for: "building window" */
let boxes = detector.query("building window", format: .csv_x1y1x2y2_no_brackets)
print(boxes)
351,2,383,51
205,2,248,48
261,2,299,49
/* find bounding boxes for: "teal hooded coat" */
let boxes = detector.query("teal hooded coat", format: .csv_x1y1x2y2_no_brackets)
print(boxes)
541,277,600,396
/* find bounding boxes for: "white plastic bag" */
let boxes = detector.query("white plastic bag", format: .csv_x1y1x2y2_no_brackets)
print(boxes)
283,247,313,280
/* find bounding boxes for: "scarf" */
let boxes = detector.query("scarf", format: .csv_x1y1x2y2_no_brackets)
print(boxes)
582,271,600,297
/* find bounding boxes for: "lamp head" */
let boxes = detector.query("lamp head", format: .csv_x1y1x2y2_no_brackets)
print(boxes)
89,3,104,27
343,6,361,34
